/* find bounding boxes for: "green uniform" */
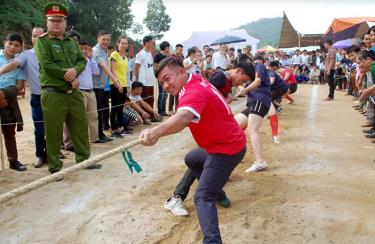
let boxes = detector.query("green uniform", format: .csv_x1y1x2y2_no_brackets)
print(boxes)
35,32,89,173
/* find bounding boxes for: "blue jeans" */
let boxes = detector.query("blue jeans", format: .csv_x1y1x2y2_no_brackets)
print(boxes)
157,83,167,114
186,147,246,244
30,94,46,158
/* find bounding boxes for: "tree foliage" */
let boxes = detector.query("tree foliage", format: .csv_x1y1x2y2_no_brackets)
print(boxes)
0,0,135,47
143,0,171,40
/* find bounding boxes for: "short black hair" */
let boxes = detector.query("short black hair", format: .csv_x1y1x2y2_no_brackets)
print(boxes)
203,45,209,49
131,81,144,90
205,54,212,58
368,25,375,34
346,45,361,54
254,54,265,62
5,33,23,45
187,47,197,56
357,50,375,60
155,57,184,78
235,62,255,81
238,54,250,63
143,35,153,45
237,48,242,53
98,30,110,37
229,47,235,52
176,44,183,48
159,41,170,51
79,40,89,46
67,30,80,41
269,61,280,69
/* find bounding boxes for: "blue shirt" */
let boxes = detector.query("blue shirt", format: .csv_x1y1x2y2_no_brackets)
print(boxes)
15,48,41,94
92,44,109,89
247,63,271,107
268,70,288,91
371,45,375,53
0,51,25,89
78,57,100,90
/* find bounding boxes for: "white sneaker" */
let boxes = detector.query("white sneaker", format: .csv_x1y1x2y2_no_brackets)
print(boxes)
272,136,280,144
245,161,268,173
164,195,189,216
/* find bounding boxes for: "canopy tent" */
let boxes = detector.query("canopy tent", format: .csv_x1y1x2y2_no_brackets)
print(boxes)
182,29,259,55
279,12,322,48
257,45,277,53
321,17,375,43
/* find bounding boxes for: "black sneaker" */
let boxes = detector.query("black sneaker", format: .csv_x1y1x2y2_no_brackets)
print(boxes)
100,136,113,142
9,160,27,171
111,131,124,138
85,163,103,170
363,128,375,134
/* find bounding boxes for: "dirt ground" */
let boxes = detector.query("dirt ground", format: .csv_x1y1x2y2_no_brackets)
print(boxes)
0,84,375,244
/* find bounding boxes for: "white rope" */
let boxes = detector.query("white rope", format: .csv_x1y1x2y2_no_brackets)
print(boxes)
0,139,141,204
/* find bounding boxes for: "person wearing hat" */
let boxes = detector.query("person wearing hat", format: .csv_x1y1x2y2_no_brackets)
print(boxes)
34,2,100,178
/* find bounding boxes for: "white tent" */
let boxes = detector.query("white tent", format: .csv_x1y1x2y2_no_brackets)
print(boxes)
182,29,259,56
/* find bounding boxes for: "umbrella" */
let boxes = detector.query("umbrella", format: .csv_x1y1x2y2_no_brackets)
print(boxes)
332,39,354,49
257,45,277,53
210,35,246,46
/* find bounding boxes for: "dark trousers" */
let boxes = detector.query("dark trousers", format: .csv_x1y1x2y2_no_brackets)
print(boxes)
168,94,178,112
327,69,335,98
185,147,246,244
94,88,106,139
103,91,111,130
30,94,46,158
141,86,154,108
110,85,127,130
157,83,167,114
2,124,17,162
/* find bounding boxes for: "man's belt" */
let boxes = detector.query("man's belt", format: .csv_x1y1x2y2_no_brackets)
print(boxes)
80,89,93,93
42,87,75,94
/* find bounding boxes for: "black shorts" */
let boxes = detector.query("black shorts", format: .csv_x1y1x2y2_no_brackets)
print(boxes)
241,100,270,118
288,83,297,94
271,86,288,101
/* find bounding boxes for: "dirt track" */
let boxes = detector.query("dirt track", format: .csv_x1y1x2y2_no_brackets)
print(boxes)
1,84,375,244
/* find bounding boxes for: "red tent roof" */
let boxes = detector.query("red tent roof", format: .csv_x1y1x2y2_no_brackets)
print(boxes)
327,17,375,34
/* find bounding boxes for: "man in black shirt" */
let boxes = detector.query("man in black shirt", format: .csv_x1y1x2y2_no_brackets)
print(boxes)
154,41,170,116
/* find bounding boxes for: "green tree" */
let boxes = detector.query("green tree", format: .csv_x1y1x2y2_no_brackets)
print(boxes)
0,0,47,47
143,0,171,40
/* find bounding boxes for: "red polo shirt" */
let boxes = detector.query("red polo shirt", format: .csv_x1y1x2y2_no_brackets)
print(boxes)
177,74,246,155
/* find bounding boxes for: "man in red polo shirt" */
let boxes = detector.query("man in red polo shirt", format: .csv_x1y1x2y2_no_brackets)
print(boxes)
139,58,246,244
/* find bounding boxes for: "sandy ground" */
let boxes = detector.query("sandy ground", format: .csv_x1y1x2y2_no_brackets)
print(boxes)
0,84,375,244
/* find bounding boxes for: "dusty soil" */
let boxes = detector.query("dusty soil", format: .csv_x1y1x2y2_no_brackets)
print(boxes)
0,84,375,244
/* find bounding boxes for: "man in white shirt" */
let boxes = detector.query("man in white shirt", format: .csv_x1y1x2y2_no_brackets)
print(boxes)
291,50,302,65
134,35,156,108
212,44,230,70
183,47,201,74
309,65,320,84
301,50,310,66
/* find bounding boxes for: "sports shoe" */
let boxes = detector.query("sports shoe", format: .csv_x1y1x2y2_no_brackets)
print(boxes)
276,107,284,114
245,161,268,173
164,195,189,216
272,136,280,144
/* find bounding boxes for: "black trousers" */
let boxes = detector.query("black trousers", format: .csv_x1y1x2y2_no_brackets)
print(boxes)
94,88,106,139
110,85,127,130
327,69,335,98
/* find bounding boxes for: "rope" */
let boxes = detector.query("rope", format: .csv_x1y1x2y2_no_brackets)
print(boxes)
0,139,141,204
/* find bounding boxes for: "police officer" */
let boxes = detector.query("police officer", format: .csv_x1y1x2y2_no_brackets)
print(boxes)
35,2,101,178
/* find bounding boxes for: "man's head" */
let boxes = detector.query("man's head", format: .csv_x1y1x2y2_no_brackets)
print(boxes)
31,27,44,46
143,35,154,50
97,31,111,49
253,54,265,64
175,44,183,56
230,62,255,86
79,40,90,58
203,45,209,55
220,44,228,53
245,45,252,54
229,47,235,56
357,50,375,73
363,33,372,48
311,65,317,70
155,57,188,95
295,49,300,55
44,2,68,36
368,25,375,45
324,40,333,49
346,45,361,62
302,50,307,55
159,41,171,55
187,47,197,58
3,33,23,58
131,81,144,95
205,54,212,64
237,48,242,54
208,48,215,56
268,61,280,71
